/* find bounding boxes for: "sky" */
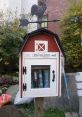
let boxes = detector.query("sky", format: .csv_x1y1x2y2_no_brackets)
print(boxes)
0,0,38,32
0,0,9,12
0,0,38,14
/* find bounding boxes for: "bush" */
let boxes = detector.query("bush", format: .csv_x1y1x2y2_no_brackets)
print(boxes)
0,18,27,74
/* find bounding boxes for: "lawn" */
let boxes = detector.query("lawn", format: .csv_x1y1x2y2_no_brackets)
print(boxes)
18,103,65,117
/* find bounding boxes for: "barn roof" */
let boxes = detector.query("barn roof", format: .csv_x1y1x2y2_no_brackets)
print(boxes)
20,28,65,57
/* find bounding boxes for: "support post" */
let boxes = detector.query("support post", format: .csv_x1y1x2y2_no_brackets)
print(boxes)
34,14,44,117
34,97,44,117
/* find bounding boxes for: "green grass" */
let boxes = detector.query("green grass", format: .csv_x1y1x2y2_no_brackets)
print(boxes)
44,108,65,117
17,103,65,117
17,103,34,117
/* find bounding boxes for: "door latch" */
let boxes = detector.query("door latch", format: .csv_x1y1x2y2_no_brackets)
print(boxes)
52,70,55,82
23,83,27,91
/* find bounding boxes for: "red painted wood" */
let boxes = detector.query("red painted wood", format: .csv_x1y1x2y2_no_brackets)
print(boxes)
22,34,60,52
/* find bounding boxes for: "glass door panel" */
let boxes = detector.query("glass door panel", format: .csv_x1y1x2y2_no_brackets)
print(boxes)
31,65,50,88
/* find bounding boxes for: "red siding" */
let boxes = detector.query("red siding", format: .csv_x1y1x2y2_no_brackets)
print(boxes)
22,33,60,52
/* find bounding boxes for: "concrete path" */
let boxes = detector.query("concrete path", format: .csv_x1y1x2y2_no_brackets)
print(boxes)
6,85,19,102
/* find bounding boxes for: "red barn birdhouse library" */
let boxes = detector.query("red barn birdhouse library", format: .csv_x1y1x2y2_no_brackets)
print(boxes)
19,28,64,98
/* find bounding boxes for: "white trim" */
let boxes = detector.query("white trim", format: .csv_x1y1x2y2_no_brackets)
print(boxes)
35,40,48,52
23,52,58,59
59,52,62,96
54,37,64,57
19,54,22,97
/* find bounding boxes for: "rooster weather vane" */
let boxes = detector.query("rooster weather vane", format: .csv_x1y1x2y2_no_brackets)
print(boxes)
20,0,60,27
31,0,47,18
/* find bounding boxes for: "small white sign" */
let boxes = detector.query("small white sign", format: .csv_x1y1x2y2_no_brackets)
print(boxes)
23,52,59,59
35,40,48,52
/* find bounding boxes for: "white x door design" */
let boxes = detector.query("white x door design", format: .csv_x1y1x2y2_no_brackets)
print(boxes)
35,40,48,52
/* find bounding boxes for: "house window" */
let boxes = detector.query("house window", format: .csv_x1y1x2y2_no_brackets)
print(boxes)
41,15,48,29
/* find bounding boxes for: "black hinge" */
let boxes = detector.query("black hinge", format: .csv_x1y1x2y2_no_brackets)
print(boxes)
23,83,27,91
23,66,27,74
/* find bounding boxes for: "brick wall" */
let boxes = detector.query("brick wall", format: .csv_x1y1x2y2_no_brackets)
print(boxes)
45,0,69,34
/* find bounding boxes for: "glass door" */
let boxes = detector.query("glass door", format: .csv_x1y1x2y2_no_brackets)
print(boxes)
23,58,58,97
31,65,50,88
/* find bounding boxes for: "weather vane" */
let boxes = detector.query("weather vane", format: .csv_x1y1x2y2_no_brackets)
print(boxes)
20,0,60,27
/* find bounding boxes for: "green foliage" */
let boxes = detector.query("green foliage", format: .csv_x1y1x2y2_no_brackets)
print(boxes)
61,0,82,70
18,103,65,117
18,103,34,117
0,19,27,74
44,108,65,117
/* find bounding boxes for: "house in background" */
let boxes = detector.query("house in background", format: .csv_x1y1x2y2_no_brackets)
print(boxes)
44,0,68,34
0,0,80,33
0,0,38,31
0,0,69,33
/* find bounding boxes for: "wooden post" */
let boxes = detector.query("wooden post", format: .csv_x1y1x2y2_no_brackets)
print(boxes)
34,97,44,117
34,14,44,117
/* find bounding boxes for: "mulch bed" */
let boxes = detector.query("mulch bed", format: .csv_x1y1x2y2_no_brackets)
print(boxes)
0,105,24,117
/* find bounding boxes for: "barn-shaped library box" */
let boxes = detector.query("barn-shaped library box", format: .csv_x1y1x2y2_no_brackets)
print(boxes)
19,28,64,98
